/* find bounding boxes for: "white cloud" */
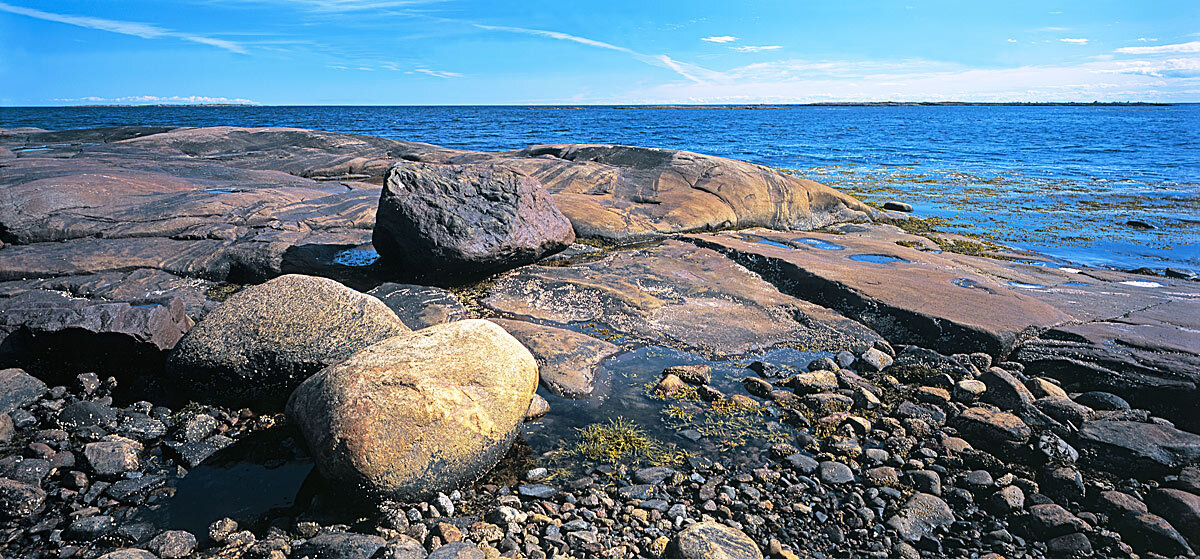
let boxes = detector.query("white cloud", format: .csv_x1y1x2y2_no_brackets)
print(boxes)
1060,38,1088,45
732,45,782,53
1115,41,1200,55
1007,38,1017,43
412,68,462,78
0,1,247,53
1040,26,1070,31
473,23,722,84
701,36,737,43
1137,37,1158,42
54,95,259,104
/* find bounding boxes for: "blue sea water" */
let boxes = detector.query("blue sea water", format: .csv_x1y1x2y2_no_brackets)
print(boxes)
2,104,1197,273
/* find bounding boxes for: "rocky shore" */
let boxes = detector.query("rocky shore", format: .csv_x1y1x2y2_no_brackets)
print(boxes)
1,126,1198,559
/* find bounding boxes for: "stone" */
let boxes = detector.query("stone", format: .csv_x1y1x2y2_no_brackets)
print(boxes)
367,283,467,330
668,520,763,559
988,485,1025,513
979,367,1035,411
145,530,198,559
525,394,550,421
1118,511,1194,556
1026,377,1068,399
1097,490,1148,516
1046,532,1093,557
518,484,557,499
663,364,712,386
99,551,157,559
1075,391,1130,410
287,319,538,501
66,515,117,540
0,414,11,443
291,532,387,559
58,400,118,430
950,406,1031,446
788,370,839,394
1035,396,1093,426
484,240,882,358
859,348,893,372
882,201,913,212
167,274,409,407
1026,504,1088,538
373,161,575,281
377,536,426,559
1146,488,1200,548
0,368,47,414
818,461,854,484
655,374,688,398
427,542,486,559
742,377,772,398
907,470,942,496
83,438,142,476
634,466,678,485
785,454,819,474
865,466,900,487
490,318,619,399
886,493,955,542
1077,420,1200,475
0,477,46,518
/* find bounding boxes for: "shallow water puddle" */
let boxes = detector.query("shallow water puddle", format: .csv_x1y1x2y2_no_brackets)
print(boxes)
1120,280,1163,288
1007,281,1045,289
754,238,793,250
332,247,381,267
952,277,995,293
848,254,908,264
792,238,845,251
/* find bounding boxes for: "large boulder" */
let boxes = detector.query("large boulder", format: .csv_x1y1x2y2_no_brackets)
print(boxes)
286,319,538,501
1078,420,1200,477
166,274,408,406
373,162,575,281
667,521,762,559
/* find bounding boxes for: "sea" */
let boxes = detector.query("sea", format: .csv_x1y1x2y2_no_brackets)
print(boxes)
2,104,1197,274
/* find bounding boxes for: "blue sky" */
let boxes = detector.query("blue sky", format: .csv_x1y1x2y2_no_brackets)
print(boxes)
1,0,1197,105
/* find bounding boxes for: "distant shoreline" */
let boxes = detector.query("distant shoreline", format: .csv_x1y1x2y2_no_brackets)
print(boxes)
1,101,1180,109
613,101,1173,109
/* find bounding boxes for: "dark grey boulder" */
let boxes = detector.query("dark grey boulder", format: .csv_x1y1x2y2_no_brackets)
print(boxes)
0,368,46,414
366,282,466,330
373,162,575,282
166,274,408,407
0,477,46,518
291,532,386,559
886,493,954,542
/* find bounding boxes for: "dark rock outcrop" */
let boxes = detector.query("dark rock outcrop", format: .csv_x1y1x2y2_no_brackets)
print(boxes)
373,162,575,281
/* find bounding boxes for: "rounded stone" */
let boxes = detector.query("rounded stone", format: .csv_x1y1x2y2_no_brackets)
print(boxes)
668,521,763,559
167,274,410,407
287,319,538,501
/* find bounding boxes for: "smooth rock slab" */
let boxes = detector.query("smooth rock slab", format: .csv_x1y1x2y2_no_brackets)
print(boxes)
490,318,619,399
668,520,762,559
291,532,386,559
167,274,409,407
287,319,538,501
1078,420,1200,476
373,161,575,281
485,240,882,357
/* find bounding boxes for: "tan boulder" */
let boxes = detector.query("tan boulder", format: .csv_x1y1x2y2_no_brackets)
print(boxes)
286,319,538,501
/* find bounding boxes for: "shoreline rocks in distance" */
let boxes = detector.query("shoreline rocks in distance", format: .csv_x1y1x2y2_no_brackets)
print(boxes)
286,319,538,502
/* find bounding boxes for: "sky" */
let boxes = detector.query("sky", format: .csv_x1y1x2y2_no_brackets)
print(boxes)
1,0,1198,105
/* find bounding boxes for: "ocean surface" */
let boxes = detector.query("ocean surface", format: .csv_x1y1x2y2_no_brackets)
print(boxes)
2,104,1197,273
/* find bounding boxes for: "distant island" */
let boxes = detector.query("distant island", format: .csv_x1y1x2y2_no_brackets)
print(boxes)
616,101,1172,109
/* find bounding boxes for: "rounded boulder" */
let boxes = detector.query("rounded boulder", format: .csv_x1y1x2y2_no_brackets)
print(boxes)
166,274,409,407
286,319,538,501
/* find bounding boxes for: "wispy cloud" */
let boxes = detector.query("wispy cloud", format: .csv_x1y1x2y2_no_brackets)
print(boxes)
220,0,445,11
1115,41,1200,55
1137,38,1158,42
473,23,720,84
0,1,247,53
732,45,781,53
1039,26,1070,31
412,68,462,78
1060,38,1089,45
1007,38,1017,43
701,36,737,43
54,95,259,105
